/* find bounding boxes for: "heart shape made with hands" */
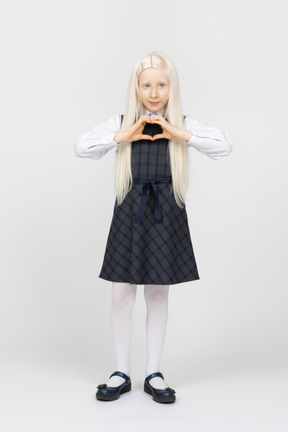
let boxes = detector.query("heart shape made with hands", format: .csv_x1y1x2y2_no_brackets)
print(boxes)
129,115,176,142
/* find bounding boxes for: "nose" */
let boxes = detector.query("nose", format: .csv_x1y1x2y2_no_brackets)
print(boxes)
150,86,158,98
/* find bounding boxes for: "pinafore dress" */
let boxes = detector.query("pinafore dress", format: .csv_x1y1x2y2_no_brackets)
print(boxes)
99,119,200,285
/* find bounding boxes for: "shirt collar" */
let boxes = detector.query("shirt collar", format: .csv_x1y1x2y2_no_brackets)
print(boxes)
145,108,166,118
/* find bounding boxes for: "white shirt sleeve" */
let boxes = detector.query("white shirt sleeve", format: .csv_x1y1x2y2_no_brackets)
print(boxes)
74,113,232,161
184,115,233,160
74,114,121,160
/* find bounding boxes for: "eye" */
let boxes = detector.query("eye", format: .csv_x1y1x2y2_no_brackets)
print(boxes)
143,84,150,88
159,83,166,88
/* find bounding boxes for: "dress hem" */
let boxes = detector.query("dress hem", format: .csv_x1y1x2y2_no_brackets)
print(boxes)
98,274,200,286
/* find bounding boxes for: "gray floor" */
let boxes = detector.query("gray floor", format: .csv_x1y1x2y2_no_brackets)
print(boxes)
1,355,287,432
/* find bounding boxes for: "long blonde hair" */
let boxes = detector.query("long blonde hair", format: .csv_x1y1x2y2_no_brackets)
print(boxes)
115,51,189,207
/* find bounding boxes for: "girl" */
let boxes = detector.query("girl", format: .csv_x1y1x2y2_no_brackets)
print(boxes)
74,51,232,404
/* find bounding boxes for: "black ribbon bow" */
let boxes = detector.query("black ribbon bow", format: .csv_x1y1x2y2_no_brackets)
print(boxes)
133,177,172,224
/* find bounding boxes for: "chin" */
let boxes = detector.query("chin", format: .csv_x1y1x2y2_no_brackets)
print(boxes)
149,106,161,112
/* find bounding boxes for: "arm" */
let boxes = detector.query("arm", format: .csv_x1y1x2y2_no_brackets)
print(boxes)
184,115,233,160
150,115,232,160
74,114,121,160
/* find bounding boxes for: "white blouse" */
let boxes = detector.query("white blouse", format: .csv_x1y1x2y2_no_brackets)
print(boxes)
74,112,232,161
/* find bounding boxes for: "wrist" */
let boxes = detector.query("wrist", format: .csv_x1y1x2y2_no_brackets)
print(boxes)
179,130,192,142
114,131,126,144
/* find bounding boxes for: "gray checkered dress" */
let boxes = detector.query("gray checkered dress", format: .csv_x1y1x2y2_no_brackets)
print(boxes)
99,120,200,285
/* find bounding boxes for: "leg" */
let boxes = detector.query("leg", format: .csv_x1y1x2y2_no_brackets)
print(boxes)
106,282,137,387
144,284,170,389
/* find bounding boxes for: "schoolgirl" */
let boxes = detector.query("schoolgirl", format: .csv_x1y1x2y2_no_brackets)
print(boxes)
74,51,232,403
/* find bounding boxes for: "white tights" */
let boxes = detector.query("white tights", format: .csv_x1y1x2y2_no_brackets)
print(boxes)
106,282,170,389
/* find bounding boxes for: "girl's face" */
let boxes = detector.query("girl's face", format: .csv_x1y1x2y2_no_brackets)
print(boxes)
138,67,170,113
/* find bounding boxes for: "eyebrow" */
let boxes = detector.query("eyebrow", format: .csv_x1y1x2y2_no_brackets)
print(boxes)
140,80,168,85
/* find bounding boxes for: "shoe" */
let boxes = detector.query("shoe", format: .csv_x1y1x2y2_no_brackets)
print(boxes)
96,371,131,401
144,372,176,404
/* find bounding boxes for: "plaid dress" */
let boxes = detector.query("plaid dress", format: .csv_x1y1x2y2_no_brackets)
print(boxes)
99,120,200,285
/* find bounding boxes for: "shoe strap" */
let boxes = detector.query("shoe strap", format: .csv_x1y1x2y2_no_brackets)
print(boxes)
109,371,130,381
145,372,164,383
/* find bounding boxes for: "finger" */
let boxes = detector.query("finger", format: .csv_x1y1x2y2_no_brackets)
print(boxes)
151,133,166,140
151,118,167,126
151,115,165,122
139,134,153,140
152,121,170,132
139,116,151,123
130,117,149,133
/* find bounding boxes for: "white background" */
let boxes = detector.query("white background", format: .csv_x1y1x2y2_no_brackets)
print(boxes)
0,0,287,430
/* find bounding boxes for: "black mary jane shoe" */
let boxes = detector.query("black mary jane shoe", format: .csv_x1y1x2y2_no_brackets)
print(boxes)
144,372,176,404
96,371,131,401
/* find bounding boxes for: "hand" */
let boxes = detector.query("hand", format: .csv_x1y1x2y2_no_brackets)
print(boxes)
150,115,192,142
114,116,153,144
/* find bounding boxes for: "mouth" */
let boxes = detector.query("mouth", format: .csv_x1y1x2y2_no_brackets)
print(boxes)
149,101,160,105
